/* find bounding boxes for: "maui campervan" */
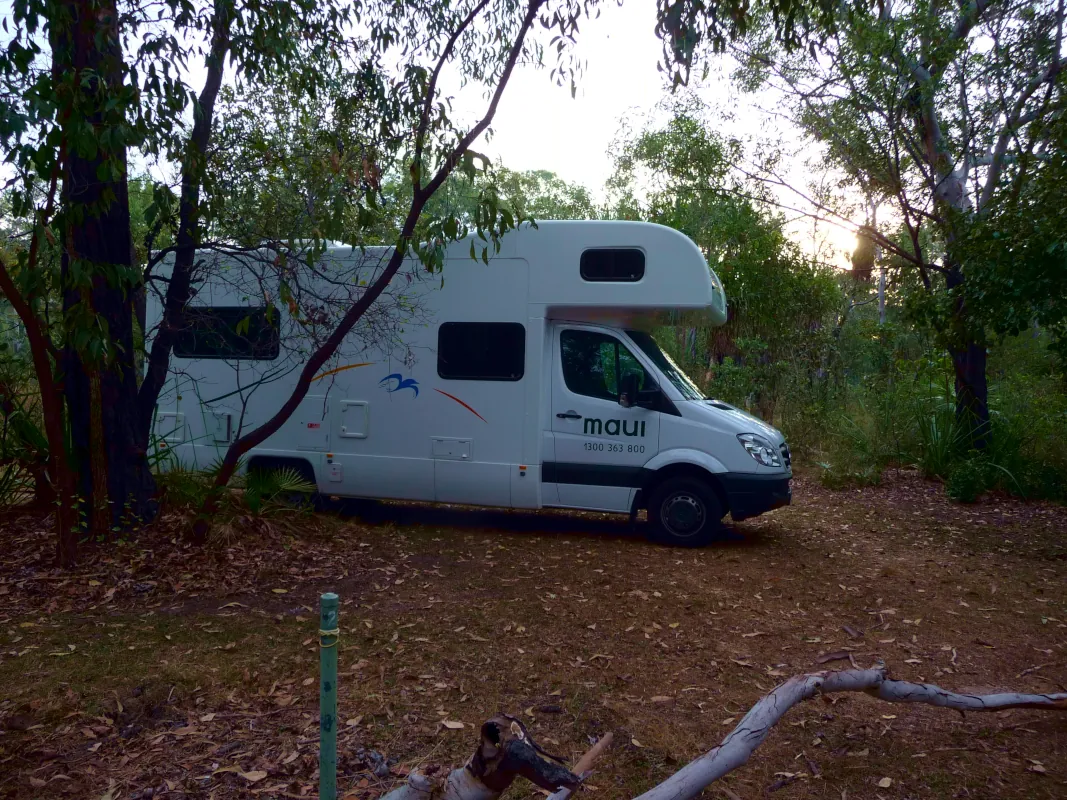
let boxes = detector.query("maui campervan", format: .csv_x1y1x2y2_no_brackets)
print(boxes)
148,221,792,545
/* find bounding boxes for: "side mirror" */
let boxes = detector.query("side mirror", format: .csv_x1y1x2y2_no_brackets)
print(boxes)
619,373,644,409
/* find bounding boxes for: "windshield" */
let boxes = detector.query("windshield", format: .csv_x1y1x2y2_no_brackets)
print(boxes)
625,330,706,401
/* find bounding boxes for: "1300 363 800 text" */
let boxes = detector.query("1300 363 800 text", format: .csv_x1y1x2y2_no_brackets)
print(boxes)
583,442,645,454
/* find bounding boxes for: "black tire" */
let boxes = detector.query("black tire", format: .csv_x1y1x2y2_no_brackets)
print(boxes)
647,476,725,547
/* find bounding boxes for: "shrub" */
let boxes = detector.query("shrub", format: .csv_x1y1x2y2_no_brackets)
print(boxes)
946,459,992,503
243,466,317,514
156,463,217,510
816,458,882,489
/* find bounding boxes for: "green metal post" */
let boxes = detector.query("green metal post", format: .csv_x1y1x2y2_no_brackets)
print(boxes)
319,592,339,800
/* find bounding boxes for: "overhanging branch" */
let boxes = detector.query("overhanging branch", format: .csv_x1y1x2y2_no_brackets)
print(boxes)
420,0,547,203
412,0,492,192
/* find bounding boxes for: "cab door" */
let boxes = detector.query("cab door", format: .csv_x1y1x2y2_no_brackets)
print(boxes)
547,325,659,511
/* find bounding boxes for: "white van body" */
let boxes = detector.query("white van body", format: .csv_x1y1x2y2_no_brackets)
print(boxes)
148,221,792,544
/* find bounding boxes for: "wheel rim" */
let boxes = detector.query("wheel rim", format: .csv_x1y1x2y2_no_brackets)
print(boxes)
660,492,706,537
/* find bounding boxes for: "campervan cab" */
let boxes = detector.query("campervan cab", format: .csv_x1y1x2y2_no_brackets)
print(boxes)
148,221,792,545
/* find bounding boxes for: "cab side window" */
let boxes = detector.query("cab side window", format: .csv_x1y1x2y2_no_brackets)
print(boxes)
560,329,650,401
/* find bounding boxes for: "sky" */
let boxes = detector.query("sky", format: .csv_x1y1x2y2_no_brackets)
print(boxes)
441,3,857,265
451,1,668,192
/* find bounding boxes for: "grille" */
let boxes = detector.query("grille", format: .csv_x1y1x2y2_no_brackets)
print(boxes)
779,442,792,469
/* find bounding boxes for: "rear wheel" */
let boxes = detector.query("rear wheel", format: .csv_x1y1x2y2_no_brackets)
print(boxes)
647,477,724,547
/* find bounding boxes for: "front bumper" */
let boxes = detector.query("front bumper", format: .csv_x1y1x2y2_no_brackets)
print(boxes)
718,473,792,521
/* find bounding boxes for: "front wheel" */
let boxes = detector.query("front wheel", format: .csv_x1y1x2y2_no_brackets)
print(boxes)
647,477,725,547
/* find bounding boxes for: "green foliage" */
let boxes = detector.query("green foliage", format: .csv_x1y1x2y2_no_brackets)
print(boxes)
243,467,317,515
156,464,217,511
958,115,1067,359
913,397,963,479
493,169,599,221
156,460,316,516
128,177,176,269
788,331,1067,502
729,0,1067,448
945,459,990,504
612,110,844,420
204,58,534,275
420,168,599,227
0,330,49,506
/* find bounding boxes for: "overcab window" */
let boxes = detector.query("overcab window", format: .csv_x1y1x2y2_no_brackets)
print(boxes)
580,248,645,282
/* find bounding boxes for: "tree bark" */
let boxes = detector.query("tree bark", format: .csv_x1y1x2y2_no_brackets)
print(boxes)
56,0,158,534
945,266,990,450
949,339,989,448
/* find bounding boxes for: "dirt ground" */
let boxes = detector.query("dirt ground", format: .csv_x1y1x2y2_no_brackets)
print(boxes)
1,470,1066,799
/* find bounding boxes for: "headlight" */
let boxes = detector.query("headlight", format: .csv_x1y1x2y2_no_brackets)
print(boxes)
737,433,781,467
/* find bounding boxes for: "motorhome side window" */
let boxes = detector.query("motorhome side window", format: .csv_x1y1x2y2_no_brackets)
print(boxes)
580,248,644,282
173,306,281,360
560,329,649,401
437,322,525,381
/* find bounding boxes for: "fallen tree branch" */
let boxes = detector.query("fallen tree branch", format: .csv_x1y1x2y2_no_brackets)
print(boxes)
377,669,1065,800
547,731,614,800
633,667,1067,800
380,715,580,800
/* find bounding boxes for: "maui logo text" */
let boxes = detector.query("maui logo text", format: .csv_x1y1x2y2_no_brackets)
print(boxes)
583,418,646,437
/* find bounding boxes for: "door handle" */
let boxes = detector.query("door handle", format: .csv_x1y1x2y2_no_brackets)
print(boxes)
556,411,583,420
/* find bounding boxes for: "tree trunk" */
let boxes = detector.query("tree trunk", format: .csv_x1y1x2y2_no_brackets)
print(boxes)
878,265,886,324
908,45,991,452
949,339,989,449
945,266,990,450
0,258,79,565
57,0,157,535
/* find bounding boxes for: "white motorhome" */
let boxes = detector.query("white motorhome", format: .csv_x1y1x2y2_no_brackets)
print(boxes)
148,221,792,545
